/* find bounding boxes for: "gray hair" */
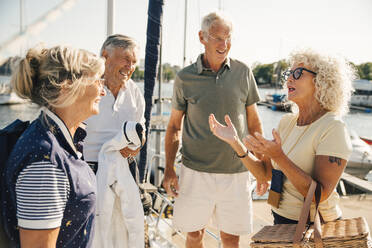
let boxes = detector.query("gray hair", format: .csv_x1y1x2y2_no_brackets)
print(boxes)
201,11,233,38
100,34,138,56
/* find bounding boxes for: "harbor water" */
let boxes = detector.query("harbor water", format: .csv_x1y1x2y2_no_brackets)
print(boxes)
1,82,372,139
1,82,372,247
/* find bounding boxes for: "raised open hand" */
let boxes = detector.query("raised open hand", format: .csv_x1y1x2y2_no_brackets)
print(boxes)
243,129,283,159
209,114,239,145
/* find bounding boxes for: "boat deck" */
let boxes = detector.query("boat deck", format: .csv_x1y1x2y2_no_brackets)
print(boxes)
167,194,372,247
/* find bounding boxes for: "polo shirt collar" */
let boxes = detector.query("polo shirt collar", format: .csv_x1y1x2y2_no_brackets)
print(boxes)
42,107,81,158
196,54,231,74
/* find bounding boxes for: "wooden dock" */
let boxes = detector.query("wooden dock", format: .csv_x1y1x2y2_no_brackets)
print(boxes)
153,173,372,247
350,105,372,113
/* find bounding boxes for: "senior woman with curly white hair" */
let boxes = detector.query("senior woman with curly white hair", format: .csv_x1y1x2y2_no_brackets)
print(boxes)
209,48,356,224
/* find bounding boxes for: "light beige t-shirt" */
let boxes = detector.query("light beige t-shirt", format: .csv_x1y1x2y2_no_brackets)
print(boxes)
271,112,352,221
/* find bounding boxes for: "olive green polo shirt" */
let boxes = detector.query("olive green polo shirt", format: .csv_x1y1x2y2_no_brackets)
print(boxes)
172,54,261,173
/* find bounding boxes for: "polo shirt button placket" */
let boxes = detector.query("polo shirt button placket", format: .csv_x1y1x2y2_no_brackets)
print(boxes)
216,74,223,87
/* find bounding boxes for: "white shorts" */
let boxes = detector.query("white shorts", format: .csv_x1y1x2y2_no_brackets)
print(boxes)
173,165,253,236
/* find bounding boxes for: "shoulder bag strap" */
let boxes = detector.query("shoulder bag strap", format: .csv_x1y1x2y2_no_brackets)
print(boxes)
293,180,324,248
312,183,323,247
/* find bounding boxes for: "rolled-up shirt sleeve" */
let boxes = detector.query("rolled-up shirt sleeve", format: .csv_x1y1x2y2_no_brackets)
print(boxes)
15,161,70,229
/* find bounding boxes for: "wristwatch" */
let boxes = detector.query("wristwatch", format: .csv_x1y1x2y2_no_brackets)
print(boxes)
236,151,248,158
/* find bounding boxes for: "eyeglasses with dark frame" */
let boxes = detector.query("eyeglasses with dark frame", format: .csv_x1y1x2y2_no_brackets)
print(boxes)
282,67,317,81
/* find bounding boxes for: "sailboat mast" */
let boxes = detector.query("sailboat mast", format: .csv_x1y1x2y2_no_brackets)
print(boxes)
20,0,24,34
140,0,164,183
183,0,187,67
107,0,114,36
0,0,78,65
19,0,24,55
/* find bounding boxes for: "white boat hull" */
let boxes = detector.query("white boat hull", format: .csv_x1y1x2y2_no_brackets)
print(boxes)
346,130,372,178
0,92,27,105
351,95,372,108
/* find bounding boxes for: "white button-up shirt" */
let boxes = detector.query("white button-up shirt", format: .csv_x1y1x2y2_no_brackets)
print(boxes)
83,79,145,162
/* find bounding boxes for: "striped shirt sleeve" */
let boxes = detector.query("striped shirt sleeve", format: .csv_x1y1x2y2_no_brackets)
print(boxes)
15,161,70,229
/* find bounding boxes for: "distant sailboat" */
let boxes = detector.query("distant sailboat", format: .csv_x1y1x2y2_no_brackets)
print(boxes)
0,76,27,105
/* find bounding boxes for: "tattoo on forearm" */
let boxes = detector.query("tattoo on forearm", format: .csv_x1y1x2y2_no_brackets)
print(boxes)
329,156,342,166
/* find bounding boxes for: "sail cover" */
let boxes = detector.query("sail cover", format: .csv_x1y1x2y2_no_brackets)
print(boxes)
139,0,164,181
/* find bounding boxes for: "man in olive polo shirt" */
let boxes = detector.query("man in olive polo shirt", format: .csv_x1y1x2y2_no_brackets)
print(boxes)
163,11,263,248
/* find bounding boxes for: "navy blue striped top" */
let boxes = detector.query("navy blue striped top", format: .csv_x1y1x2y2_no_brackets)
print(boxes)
16,160,70,229
3,108,96,247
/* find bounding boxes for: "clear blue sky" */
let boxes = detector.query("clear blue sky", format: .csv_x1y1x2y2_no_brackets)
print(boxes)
1,0,372,67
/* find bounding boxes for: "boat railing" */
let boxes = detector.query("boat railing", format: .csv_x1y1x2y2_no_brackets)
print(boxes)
144,153,223,247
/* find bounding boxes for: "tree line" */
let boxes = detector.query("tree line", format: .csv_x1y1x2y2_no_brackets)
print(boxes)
132,61,372,86
252,61,372,87
132,63,181,82
1,57,371,85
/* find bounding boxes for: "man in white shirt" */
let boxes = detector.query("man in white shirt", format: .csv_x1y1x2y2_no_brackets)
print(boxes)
84,34,145,175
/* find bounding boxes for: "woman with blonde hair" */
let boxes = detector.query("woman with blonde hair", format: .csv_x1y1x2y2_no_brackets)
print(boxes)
209,48,356,224
2,45,105,247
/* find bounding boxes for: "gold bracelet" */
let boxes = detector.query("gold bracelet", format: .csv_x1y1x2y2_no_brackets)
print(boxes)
236,151,248,158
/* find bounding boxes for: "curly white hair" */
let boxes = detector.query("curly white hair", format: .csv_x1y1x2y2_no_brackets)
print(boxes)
288,48,356,116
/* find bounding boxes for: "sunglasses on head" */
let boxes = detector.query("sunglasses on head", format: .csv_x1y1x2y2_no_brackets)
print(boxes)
282,67,317,81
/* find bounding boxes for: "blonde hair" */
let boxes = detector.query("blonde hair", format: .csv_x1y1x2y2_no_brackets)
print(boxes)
288,48,356,116
11,45,105,108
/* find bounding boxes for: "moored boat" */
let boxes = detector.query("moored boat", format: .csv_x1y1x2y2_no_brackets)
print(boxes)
0,92,27,105
361,136,372,146
0,77,27,105
351,79,372,108
346,130,372,178
258,93,292,112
